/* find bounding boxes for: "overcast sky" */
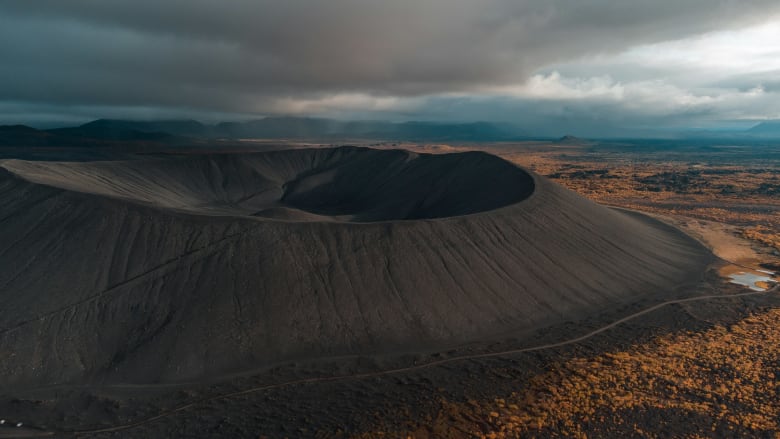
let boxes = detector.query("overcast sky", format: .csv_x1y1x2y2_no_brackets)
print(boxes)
2,1,780,135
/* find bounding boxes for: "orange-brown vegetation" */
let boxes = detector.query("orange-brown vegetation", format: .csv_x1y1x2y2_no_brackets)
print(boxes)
497,148,780,254
356,140,780,438
478,309,780,437
358,306,780,438
743,226,780,253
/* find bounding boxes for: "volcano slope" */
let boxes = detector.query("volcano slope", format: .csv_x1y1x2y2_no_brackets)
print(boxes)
0,146,712,389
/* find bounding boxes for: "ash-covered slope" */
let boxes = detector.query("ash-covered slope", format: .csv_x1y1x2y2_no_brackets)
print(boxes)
0,147,711,388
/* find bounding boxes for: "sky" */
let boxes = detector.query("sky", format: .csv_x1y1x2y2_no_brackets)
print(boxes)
2,1,780,136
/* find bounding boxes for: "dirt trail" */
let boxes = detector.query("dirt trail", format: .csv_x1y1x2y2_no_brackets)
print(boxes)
53,286,775,438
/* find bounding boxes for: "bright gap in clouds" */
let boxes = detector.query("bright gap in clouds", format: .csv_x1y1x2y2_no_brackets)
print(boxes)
511,18,780,100
623,20,780,73
277,18,780,130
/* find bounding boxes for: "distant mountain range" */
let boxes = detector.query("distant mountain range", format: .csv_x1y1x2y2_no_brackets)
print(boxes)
0,117,526,146
50,119,193,140
213,118,521,141
746,121,780,137
3,117,780,147
0,122,178,147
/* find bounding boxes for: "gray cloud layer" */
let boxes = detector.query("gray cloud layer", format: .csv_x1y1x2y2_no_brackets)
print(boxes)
2,1,780,128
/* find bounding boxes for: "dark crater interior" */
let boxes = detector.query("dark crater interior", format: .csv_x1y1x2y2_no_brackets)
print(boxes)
5,146,536,222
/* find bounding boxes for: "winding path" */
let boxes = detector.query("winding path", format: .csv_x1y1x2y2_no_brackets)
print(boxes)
43,284,774,437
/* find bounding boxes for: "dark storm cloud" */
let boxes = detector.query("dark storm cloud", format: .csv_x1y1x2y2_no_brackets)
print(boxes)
1,0,780,123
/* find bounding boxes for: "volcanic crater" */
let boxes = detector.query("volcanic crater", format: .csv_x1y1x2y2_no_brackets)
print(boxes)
0,146,713,388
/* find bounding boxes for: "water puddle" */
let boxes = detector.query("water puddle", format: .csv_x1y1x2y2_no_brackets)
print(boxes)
727,271,776,291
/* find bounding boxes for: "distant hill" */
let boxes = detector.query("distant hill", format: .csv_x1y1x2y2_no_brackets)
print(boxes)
215,117,342,138
388,121,516,141
48,119,181,141
82,119,208,136
0,125,57,146
0,125,103,147
0,122,183,149
554,134,588,144
216,117,521,140
1,117,526,146
39,117,524,141
747,121,780,137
